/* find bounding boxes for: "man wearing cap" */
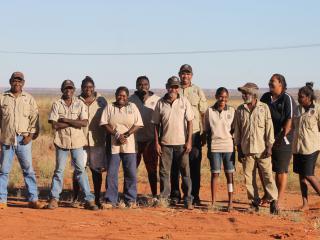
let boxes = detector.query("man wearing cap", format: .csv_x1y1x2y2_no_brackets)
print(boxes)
234,82,279,214
129,76,160,199
47,80,98,210
171,64,207,206
0,72,43,209
152,76,194,210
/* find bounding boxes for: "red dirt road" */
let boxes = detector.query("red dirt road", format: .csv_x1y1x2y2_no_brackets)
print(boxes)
1,185,319,240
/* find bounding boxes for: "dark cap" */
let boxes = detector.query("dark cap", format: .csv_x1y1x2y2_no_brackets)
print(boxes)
166,76,180,88
61,79,75,90
10,72,24,81
238,82,259,95
179,64,193,74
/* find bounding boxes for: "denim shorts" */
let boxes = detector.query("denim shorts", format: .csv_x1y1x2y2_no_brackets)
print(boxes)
209,152,235,173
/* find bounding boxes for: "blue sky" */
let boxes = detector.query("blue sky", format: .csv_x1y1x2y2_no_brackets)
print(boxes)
0,1,319,89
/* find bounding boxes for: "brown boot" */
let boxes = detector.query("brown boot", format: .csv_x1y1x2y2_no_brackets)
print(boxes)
84,200,98,211
0,202,7,209
47,199,59,210
28,201,45,209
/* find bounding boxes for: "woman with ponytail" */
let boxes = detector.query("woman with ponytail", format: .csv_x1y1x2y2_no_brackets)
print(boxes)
292,82,320,211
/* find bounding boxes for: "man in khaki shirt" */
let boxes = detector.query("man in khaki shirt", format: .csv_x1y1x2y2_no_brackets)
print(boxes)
47,80,97,211
234,82,279,214
129,76,160,198
152,76,194,210
0,72,43,209
171,64,207,206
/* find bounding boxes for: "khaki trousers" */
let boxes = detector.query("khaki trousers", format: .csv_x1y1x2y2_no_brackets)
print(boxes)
242,154,278,202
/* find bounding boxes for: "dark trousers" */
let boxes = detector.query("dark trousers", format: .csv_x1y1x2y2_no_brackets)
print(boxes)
171,132,202,201
159,145,192,202
137,141,158,196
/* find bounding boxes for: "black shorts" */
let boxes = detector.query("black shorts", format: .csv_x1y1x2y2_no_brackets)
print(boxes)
271,149,292,173
293,151,319,176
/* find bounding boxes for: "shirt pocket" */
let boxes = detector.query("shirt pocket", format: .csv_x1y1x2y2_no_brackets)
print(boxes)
189,95,199,106
1,104,10,116
71,110,80,120
305,115,317,130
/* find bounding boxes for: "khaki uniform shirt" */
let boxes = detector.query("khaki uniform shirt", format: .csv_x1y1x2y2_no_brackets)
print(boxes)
234,101,274,155
292,103,320,154
79,93,107,147
100,102,143,154
179,84,207,133
152,95,194,146
49,97,88,149
0,91,39,145
129,92,160,142
204,104,235,152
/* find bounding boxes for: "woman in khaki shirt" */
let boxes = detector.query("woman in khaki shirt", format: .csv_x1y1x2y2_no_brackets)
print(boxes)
72,76,107,208
293,82,320,211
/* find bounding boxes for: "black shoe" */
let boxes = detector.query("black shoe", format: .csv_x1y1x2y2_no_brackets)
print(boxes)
170,198,179,206
249,199,260,212
270,200,280,215
193,198,201,206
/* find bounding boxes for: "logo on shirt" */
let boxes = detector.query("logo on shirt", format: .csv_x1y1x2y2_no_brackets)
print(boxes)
309,109,315,116
227,113,232,120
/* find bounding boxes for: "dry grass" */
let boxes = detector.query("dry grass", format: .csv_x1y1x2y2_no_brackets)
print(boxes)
6,95,320,198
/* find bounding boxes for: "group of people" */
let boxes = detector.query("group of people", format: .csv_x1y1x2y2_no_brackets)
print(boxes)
0,65,319,214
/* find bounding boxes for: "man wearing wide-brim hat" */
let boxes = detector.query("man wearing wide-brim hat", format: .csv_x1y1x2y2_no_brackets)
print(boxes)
234,82,279,214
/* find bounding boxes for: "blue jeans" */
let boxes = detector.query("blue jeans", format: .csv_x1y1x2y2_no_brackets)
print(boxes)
0,135,39,203
105,153,137,205
50,146,94,201
209,152,235,173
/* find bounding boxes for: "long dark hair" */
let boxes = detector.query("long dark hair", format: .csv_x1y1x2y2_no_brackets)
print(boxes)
270,73,287,91
298,82,316,102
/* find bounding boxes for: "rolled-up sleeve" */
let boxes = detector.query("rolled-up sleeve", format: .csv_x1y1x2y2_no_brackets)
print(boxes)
48,102,59,122
198,88,208,113
185,99,195,121
100,105,110,126
132,103,144,127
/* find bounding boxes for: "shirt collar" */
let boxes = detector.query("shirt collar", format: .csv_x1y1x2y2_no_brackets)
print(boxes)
212,102,228,111
4,90,27,97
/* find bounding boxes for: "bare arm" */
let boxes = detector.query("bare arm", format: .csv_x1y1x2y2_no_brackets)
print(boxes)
184,120,193,153
124,125,142,138
154,124,162,156
49,120,70,130
58,118,88,128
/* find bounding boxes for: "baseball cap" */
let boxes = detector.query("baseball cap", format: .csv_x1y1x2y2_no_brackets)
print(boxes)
61,79,75,90
10,72,24,81
166,76,180,88
179,64,193,74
